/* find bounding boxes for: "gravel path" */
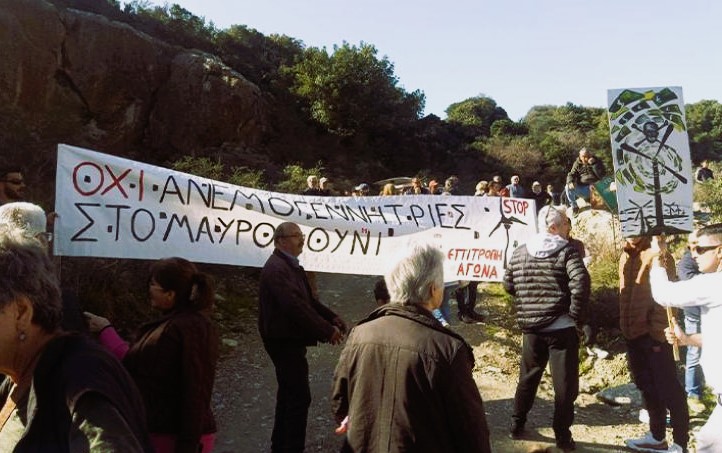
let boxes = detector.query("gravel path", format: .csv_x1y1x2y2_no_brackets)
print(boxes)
211,273,684,453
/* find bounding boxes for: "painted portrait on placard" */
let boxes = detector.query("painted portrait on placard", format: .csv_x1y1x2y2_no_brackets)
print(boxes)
607,86,694,237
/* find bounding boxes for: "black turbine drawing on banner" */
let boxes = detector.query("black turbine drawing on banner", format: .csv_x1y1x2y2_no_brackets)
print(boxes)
488,197,527,268
619,123,688,235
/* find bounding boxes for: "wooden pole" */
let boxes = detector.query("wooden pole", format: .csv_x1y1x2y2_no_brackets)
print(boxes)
666,307,680,361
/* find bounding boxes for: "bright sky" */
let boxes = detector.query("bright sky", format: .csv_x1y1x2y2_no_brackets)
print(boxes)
147,0,722,121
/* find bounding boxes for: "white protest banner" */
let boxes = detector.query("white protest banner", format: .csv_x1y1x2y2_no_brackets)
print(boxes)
607,86,694,237
54,144,538,281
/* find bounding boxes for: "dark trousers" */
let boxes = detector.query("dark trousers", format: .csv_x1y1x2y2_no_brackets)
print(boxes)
626,335,689,448
264,341,312,453
455,282,479,314
512,327,579,442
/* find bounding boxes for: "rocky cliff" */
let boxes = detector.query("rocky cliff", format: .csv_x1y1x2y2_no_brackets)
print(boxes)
0,0,268,185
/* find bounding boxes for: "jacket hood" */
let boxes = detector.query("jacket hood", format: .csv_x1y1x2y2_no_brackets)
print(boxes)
525,232,569,258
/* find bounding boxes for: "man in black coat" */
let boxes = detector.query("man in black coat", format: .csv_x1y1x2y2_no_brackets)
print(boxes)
503,206,590,451
258,221,346,453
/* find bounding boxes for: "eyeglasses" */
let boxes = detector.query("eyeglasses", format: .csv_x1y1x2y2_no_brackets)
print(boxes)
279,233,305,241
1,179,24,185
693,244,720,255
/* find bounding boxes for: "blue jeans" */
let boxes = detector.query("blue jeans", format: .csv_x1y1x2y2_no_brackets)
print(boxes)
566,184,591,208
684,307,705,398
432,284,456,324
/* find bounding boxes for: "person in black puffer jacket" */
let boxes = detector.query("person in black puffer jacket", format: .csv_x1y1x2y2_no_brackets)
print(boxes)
503,205,590,452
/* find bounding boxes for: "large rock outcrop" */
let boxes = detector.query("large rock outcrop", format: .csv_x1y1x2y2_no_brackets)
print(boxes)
0,0,267,169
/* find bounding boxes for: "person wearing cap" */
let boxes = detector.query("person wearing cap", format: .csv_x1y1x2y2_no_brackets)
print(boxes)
0,166,26,205
319,177,333,196
531,181,552,212
302,175,322,196
354,183,370,196
428,180,441,195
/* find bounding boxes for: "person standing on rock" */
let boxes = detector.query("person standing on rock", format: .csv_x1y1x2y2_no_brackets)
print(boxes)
258,221,346,453
503,206,590,451
331,243,491,452
618,236,689,453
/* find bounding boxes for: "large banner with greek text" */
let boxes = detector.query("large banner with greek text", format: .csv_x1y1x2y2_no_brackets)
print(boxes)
54,144,538,281
607,86,694,237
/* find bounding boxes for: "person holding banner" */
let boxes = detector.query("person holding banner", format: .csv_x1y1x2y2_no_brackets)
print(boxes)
259,221,346,453
650,226,722,453
618,236,689,453
85,258,219,453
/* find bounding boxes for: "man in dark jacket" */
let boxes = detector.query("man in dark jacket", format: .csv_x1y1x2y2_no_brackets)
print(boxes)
331,243,491,453
504,206,590,451
259,221,346,453
565,148,605,213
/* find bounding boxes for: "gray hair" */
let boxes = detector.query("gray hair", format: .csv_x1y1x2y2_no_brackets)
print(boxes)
538,205,566,232
0,202,46,242
385,243,444,306
0,226,62,332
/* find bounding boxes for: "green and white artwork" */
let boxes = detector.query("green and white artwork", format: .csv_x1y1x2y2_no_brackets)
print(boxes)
607,86,693,237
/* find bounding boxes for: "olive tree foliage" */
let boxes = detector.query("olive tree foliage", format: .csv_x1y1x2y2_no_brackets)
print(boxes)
172,156,266,189
445,95,509,138
518,103,610,181
686,100,722,164
283,42,425,136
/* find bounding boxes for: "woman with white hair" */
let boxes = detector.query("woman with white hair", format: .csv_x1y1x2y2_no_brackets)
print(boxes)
0,202,50,246
331,243,491,452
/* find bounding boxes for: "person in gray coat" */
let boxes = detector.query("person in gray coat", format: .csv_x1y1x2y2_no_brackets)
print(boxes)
332,243,491,452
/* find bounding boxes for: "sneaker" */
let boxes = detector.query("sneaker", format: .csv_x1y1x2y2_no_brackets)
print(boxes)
625,431,668,451
687,397,706,414
467,310,486,322
556,437,576,451
458,313,483,324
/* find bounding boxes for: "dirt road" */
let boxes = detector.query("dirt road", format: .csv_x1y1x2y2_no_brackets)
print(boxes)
211,273,660,452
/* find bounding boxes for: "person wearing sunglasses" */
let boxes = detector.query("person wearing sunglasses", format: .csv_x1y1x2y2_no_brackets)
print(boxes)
676,231,707,415
0,166,26,205
650,224,722,453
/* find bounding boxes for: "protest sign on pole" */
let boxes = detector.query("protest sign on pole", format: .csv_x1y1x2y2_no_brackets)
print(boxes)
54,144,538,281
607,86,694,237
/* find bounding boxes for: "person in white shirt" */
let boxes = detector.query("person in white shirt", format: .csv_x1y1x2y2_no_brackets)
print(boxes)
649,224,722,453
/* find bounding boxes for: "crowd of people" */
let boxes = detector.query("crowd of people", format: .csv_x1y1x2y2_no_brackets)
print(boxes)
1,153,721,453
